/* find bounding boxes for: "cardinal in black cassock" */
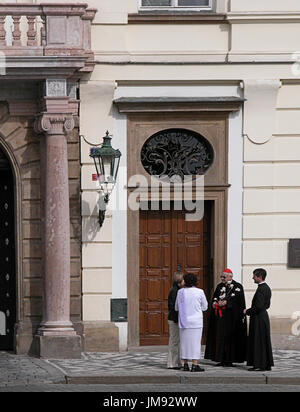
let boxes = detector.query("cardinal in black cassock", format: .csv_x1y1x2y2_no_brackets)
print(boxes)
204,268,247,366
245,268,274,371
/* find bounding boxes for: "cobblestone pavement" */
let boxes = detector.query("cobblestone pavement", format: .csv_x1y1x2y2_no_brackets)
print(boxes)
0,348,300,390
0,351,65,385
47,349,300,377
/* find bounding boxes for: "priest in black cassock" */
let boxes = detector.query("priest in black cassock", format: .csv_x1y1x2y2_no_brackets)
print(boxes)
244,268,274,371
204,268,247,367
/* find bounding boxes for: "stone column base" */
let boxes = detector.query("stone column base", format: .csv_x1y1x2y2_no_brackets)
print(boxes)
15,320,84,355
32,334,82,359
82,321,119,352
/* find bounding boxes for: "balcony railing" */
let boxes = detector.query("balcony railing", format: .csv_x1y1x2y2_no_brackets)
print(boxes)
0,3,96,71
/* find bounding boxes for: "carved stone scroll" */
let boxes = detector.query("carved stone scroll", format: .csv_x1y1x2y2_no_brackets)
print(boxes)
242,79,281,144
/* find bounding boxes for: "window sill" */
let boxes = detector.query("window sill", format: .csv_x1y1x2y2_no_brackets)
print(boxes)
128,12,228,24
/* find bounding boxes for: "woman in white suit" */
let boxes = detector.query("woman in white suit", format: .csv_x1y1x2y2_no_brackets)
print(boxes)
175,273,208,372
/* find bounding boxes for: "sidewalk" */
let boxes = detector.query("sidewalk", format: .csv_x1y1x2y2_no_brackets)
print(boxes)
1,347,300,387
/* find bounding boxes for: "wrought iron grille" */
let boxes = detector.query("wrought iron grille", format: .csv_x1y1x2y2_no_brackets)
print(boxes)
141,128,214,179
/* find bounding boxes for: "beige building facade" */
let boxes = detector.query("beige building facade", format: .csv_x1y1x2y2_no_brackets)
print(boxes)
0,0,299,356
81,0,300,351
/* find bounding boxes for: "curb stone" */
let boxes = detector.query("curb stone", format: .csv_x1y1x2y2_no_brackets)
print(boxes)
65,374,268,385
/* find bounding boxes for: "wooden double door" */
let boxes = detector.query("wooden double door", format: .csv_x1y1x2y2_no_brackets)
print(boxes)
139,202,212,346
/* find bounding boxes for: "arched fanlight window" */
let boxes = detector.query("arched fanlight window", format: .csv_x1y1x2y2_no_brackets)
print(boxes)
141,128,214,179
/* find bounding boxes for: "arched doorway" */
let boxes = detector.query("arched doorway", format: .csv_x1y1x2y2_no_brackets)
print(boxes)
0,147,16,350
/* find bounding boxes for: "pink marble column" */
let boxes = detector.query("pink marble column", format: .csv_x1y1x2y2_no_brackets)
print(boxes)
34,96,81,357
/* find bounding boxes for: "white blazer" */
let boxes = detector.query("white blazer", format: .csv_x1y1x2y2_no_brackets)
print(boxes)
175,287,208,329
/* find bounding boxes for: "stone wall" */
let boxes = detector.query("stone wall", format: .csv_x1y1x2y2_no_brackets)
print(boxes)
242,83,300,349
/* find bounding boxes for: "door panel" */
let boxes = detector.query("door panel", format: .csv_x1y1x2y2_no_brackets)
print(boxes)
139,203,211,346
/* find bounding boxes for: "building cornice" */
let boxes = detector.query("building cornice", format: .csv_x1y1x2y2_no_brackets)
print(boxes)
2,56,88,80
114,96,244,113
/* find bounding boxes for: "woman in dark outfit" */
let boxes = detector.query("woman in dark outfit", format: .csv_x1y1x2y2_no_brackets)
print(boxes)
244,268,274,371
167,271,184,369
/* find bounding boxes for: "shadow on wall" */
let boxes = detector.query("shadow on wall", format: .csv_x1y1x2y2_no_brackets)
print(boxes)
81,195,102,243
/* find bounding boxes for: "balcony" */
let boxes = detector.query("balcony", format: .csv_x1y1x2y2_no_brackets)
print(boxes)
0,3,96,79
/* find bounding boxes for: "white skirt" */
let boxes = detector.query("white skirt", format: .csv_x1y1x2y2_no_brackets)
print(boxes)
179,328,203,360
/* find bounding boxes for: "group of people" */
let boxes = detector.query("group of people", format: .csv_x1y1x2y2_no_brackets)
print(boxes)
167,268,274,372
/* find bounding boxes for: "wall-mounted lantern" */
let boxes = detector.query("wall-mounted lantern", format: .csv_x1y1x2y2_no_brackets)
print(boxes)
89,131,122,227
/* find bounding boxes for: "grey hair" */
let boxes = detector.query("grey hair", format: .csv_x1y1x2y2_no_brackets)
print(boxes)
173,272,184,284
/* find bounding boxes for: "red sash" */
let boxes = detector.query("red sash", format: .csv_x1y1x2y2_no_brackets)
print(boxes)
214,304,226,318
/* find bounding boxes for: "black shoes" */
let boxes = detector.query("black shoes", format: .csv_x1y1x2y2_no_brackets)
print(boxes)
191,365,205,372
183,364,205,372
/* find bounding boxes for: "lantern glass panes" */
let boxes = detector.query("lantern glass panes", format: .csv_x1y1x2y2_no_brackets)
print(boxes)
90,131,121,197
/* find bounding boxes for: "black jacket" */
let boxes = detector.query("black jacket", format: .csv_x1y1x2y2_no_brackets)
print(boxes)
246,282,271,317
168,283,180,323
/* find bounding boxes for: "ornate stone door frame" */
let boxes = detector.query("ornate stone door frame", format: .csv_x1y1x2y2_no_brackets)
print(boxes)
127,186,227,347
114,100,242,348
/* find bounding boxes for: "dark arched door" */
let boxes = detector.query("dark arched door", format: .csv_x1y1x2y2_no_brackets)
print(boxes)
0,148,16,350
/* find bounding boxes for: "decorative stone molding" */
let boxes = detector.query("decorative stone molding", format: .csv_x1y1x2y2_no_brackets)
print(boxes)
34,86,75,136
34,113,75,136
44,79,67,97
242,80,281,144
114,97,244,113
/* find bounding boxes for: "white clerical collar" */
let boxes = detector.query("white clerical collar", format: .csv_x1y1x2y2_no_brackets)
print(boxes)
258,281,266,285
